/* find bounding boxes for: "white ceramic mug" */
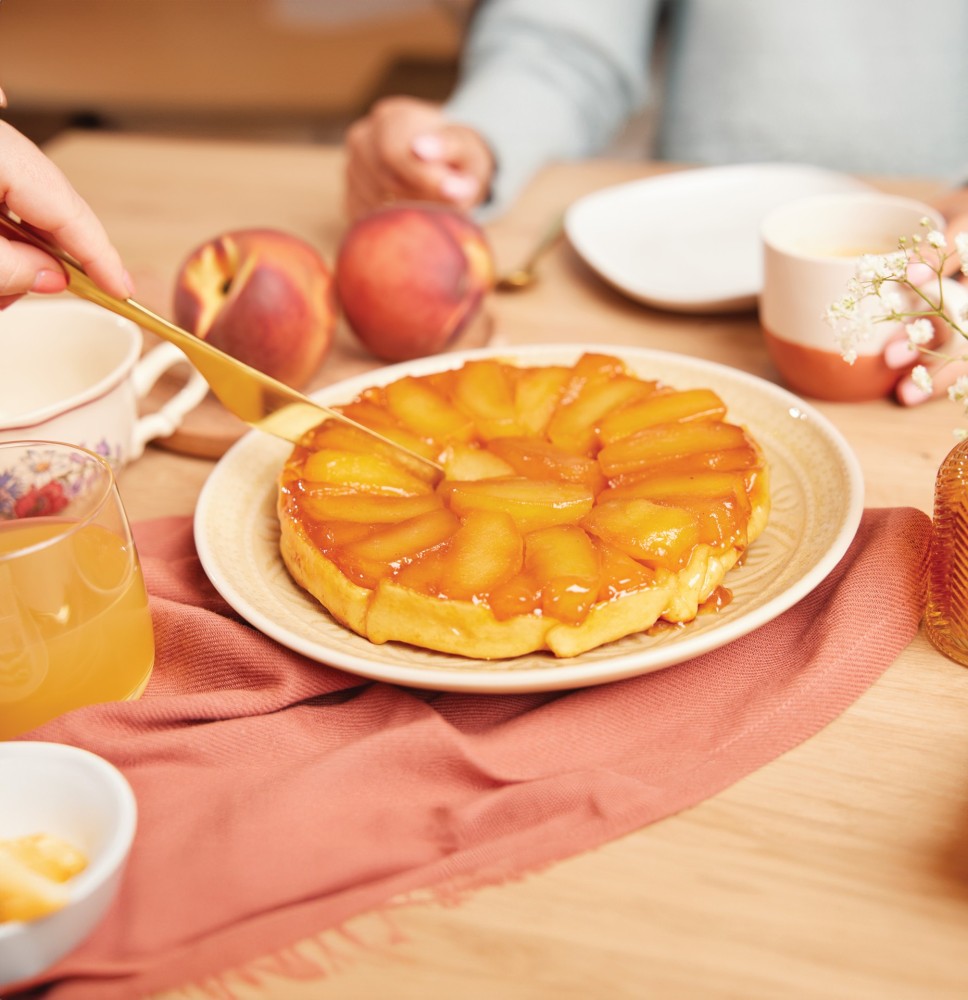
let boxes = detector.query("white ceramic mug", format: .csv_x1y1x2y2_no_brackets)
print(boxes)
760,191,966,402
0,298,207,465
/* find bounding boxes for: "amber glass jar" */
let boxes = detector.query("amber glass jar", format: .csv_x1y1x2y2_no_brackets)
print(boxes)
925,437,968,666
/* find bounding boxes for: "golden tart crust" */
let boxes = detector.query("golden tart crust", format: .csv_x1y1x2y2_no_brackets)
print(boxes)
278,353,770,660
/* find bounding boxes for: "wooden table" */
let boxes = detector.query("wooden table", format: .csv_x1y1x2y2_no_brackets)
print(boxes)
45,131,968,1000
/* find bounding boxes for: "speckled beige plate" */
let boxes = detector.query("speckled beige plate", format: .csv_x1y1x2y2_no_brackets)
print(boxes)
193,345,864,693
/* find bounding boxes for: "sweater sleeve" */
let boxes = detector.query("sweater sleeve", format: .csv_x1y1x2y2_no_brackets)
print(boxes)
443,0,662,215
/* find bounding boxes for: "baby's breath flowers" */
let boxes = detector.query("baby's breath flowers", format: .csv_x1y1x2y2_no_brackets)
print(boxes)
825,218,968,430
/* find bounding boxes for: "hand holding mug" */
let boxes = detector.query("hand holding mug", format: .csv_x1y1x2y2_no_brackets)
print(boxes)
759,192,963,402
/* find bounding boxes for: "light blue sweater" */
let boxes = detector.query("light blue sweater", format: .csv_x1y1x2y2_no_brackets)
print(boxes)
444,0,968,213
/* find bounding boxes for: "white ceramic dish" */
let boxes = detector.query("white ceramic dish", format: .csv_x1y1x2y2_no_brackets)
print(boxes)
194,345,864,694
564,163,872,313
0,742,137,989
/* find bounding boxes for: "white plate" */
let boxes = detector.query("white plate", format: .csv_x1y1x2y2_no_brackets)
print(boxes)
193,345,864,694
564,163,871,313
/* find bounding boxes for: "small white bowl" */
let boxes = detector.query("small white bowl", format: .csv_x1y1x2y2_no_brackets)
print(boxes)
0,742,137,988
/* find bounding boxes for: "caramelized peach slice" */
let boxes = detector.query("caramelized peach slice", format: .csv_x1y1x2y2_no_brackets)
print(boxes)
547,375,652,455
512,365,571,435
442,477,595,534
657,495,749,550
306,421,440,470
487,437,606,493
451,360,523,439
302,450,433,496
336,398,399,431
604,468,755,550
597,421,750,477
306,519,378,550
335,508,459,588
298,491,443,523
599,471,750,506
392,548,446,595
593,539,657,601
525,525,601,625
598,388,727,445
384,376,475,443
610,443,762,482
489,571,543,621
442,443,515,481
437,509,524,601
566,352,631,389
582,499,700,571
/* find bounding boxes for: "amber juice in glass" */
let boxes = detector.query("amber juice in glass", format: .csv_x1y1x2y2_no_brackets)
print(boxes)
0,441,154,739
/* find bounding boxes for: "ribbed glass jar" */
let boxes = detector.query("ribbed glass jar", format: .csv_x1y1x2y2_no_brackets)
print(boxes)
925,437,968,667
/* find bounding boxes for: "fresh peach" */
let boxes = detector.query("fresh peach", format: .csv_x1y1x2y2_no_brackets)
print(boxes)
173,228,337,388
334,203,494,362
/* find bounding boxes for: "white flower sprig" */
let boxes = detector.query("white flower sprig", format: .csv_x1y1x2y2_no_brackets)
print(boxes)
825,218,968,431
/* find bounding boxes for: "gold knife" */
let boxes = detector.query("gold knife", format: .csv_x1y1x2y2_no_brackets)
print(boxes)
0,209,443,479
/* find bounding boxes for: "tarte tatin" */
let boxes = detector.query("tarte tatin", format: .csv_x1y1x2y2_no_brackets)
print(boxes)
278,353,769,659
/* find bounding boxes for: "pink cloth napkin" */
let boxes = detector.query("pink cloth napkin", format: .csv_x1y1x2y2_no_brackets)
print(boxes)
10,507,930,999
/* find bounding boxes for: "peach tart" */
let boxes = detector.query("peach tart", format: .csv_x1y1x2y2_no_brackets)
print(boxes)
277,353,770,659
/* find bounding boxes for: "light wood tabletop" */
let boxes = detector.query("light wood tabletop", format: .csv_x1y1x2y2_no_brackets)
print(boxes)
43,130,968,1000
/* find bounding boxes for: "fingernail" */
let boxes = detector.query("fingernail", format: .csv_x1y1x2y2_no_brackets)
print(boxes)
30,269,66,293
440,173,480,201
412,134,445,161
897,378,931,405
884,339,917,368
0,87,7,109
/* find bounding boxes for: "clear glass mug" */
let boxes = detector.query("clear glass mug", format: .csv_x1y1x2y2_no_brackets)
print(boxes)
0,441,155,739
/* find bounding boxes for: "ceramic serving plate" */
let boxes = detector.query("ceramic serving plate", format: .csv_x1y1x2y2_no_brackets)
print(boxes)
194,345,864,694
564,163,871,313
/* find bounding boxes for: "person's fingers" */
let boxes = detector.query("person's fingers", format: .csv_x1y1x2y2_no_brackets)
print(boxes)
344,114,434,216
343,98,494,216
0,121,130,298
884,313,950,371
409,125,494,208
892,316,968,405
896,355,968,406
0,236,67,298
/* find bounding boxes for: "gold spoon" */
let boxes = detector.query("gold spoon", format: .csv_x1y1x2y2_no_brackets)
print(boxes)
494,215,565,292
0,210,443,480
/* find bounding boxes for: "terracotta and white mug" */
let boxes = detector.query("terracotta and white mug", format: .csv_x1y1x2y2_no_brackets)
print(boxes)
759,191,966,402
0,297,207,466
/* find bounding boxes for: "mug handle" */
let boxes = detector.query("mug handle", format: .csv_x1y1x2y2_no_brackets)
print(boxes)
129,342,208,459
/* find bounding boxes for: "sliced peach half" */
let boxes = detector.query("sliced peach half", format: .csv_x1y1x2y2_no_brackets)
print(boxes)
384,375,475,443
334,507,459,588
512,364,571,435
582,498,700,571
547,375,652,456
598,388,727,445
451,359,522,439
297,490,444,524
302,449,433,496
525,525,601,626
442,477,595,533
597,420,750,477
487,437,606,493
436,508,524,601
